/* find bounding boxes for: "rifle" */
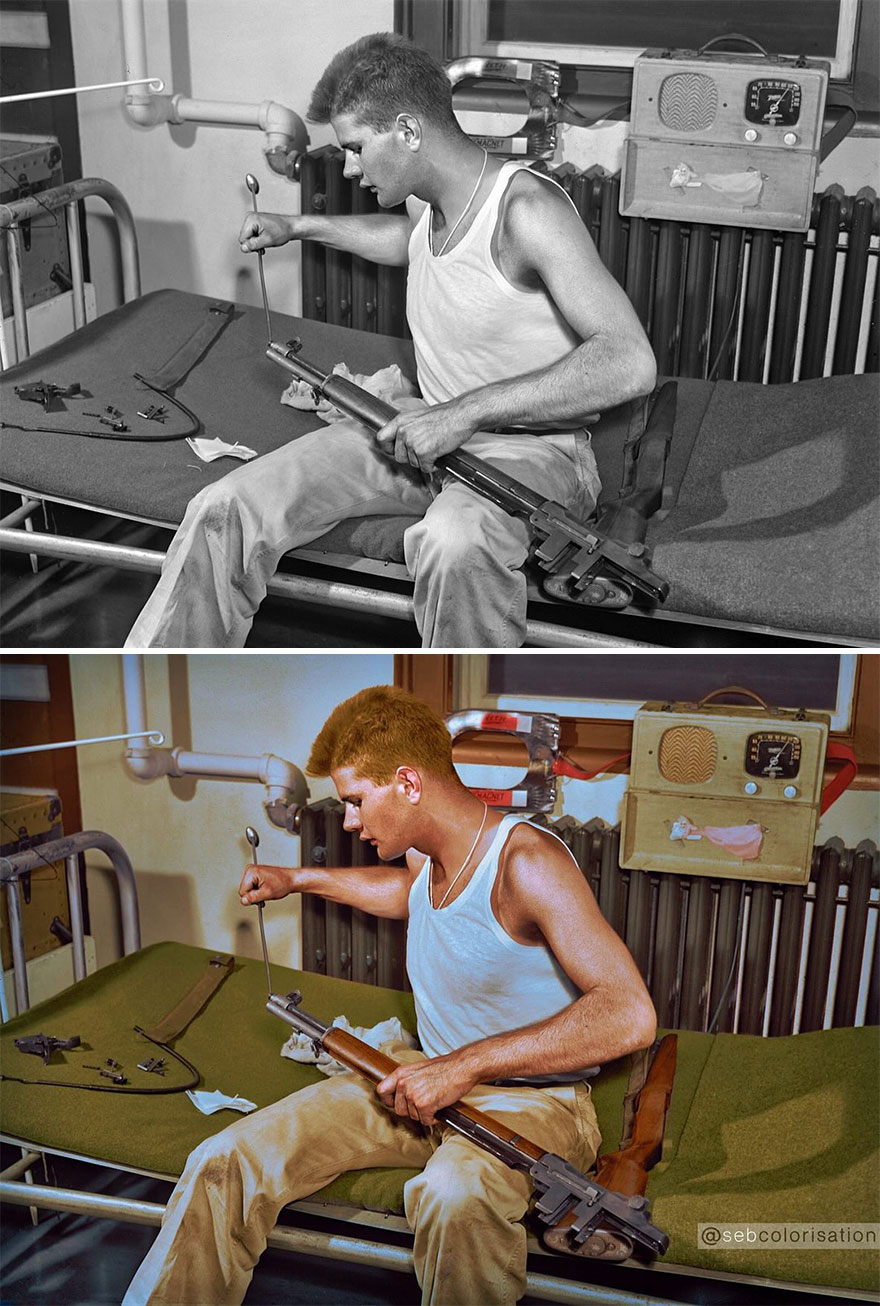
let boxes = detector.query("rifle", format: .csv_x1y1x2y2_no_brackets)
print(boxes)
266,339,670,611
267,989,669,1262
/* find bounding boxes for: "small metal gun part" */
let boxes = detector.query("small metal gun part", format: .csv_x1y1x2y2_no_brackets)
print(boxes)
137,1056,167,1075
137,404,168,422
15,381,82,412
14,1033,82,1065
84,1064,129,1084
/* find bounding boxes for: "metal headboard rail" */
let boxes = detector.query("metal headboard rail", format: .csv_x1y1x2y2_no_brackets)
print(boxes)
0,829,142,1014
0,177,141,365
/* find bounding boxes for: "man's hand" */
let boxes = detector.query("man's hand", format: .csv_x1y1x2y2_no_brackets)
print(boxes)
375,1052,479,1126
238,862,295,905
374,401,477,473
239,212,296,252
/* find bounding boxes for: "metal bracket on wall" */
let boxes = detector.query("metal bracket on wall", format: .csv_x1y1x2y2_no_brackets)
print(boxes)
445,709,560,812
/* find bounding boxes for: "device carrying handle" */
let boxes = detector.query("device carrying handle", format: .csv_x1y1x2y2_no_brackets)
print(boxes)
695,685,773,712
820,89,858,161
696,33,772,59
820,741,858,814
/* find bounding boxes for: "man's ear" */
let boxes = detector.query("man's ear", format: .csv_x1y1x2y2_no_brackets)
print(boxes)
395,113,422,150
396,765,423,803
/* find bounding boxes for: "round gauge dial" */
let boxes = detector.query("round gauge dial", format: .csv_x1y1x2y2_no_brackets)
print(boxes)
745,732,802,779
745,79,802,126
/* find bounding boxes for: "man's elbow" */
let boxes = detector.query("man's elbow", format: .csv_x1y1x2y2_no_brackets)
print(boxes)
627,338,657,402
624,994,658,1055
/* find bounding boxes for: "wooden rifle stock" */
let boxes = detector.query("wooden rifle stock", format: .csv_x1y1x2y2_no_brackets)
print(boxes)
594,1034,678,1196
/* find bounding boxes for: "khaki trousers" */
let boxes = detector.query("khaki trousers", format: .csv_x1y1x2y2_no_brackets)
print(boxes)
123,1047,601,1306
123,410,601,650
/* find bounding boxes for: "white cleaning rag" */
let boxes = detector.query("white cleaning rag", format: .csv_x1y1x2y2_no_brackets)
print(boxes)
281,1014,417,1076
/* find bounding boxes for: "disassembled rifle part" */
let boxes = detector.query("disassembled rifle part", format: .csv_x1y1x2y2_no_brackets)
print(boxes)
14,381,83,412
266,338,669,610
246,824,273,998
246,173,274,344
137,1056,168,1075
14,1033,81,1064
84,1063,129,1084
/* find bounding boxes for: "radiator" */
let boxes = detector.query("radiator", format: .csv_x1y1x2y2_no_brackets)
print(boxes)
297,147,879,383
299,801,879,1037
299,799,409,991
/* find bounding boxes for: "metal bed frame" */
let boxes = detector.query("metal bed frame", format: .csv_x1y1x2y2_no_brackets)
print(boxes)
2,829,871,1306
0,180,873,650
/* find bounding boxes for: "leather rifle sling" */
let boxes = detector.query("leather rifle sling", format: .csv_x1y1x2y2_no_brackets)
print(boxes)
141,953,234,1044
137,300,235,392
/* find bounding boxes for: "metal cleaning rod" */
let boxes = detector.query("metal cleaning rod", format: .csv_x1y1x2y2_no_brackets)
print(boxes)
245,173,273,344
246,824,272,997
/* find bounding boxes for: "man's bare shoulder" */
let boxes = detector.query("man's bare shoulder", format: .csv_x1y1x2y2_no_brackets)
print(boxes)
499,821,582,894
500,169,581,227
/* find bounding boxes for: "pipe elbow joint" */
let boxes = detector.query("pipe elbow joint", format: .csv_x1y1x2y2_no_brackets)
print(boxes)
123,747,173,781
261,753,310,831
124,91,173,129
259,100,309,158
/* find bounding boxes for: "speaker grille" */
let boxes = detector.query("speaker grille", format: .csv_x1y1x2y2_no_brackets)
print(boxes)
659,726,717,784
659,73,718,132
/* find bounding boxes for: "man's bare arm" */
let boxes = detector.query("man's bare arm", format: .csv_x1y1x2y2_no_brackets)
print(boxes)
375,177,657,471
239,211,411,266
378,829,656,1123
238,858,416,919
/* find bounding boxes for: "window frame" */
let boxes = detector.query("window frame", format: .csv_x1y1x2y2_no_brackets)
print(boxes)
451,0,860,81
394,654,879,789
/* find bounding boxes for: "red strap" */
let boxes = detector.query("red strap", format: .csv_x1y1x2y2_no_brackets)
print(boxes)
553,751,631,781
553,743,856,814
820,742,858,814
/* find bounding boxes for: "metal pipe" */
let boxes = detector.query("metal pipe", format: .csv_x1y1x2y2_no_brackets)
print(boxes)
65,853,87,982
0,527,651,648
0,1152,41,1183
0,1181,679,1305
6,227,29,360
65,201,87,330
0,178,141,302
119,0,304,164
0,78,164,103
3,879,29,1012
0,830,141,959
121,655,308,825
0,498,40,529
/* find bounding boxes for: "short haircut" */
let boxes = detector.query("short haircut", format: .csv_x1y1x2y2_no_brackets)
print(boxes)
307,685,457,784
307,32,458,134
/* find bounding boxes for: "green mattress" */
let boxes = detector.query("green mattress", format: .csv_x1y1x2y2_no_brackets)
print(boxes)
1,942,877,1294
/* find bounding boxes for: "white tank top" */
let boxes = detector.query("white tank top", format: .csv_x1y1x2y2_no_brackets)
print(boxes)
406,161,582,405
406,813,598,1083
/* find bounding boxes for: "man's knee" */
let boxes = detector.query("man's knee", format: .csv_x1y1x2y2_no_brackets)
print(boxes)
408,494,524,574
405,1146,528,1231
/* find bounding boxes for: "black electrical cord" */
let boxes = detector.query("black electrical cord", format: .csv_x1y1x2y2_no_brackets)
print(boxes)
0,1026,201,1094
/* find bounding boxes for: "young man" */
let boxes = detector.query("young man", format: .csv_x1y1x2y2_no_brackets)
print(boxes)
125,33,656,648
124,686,656,1305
